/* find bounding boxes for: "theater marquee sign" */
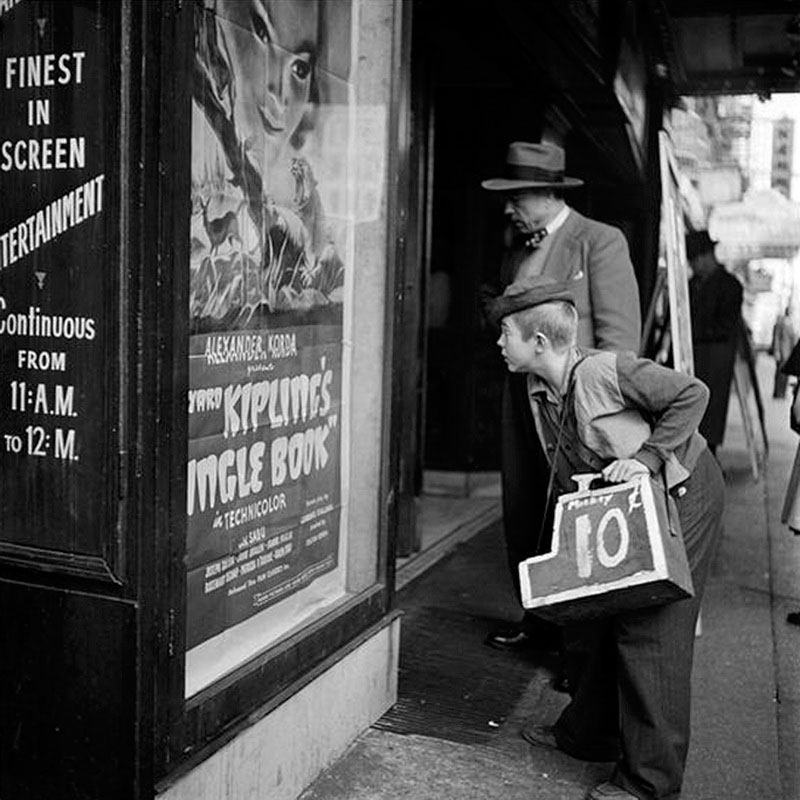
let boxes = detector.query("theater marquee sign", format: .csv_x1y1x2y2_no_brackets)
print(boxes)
0,2,120,574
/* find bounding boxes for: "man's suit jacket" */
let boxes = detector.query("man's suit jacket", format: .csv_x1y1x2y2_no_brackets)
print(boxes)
498,209,642,575
500,208,641,353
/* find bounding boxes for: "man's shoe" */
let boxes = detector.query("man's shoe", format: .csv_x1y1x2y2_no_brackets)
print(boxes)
485,624,533,650
586,782,639,800
520,722,559,750
485,617,561,652
522,723,619,763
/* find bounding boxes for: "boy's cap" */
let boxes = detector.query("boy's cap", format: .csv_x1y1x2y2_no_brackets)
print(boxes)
489,276,575,325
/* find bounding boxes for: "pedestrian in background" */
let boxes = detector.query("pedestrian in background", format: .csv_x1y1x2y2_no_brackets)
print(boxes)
480,141,641,654
686,230,743,457
771,307,796,399
780,339,800,626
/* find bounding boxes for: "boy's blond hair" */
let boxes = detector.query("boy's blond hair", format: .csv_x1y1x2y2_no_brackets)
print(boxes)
508,300,577,350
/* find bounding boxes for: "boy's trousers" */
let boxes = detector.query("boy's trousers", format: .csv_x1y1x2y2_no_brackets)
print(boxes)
553,448,725,800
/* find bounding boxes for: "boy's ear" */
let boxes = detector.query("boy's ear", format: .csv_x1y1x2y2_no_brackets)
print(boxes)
534,331,548,350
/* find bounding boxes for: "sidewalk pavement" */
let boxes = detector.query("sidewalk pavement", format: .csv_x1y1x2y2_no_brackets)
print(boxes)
300,354,800,800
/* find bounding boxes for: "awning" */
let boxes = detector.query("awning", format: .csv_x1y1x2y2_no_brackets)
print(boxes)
709,189,800,261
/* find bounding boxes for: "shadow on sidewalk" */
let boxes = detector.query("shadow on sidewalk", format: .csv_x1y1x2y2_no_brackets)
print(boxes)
376,519,563,746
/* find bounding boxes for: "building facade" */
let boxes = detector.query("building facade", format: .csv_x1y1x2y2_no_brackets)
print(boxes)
0,1,691,798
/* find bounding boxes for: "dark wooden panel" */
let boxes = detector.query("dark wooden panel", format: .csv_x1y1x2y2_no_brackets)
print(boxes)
0,580,137,800
423,84,533,472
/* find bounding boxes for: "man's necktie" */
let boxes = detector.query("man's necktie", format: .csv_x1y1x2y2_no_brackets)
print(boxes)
525,228,548,249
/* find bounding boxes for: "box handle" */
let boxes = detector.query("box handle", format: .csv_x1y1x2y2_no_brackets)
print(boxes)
570,472,604,492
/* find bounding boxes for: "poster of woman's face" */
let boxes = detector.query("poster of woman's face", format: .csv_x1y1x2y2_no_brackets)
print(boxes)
190,0,352,331
217,0,317,187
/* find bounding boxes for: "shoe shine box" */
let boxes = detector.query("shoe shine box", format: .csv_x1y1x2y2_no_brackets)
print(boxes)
519,474,694,622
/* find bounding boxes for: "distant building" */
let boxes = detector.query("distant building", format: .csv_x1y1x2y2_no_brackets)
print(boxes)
771,117,795,197
670,96,752,221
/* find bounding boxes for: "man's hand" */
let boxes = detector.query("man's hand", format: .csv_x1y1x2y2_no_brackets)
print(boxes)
601,458,649,484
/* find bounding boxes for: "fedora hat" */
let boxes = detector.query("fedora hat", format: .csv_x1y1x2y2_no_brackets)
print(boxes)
481,141,584,191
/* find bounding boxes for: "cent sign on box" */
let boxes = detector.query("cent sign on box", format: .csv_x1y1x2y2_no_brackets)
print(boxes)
520,474,694,622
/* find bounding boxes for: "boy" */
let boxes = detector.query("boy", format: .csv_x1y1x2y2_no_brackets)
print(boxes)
490,275,724,800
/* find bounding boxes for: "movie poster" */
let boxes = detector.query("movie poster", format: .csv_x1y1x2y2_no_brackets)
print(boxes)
186,0,354,692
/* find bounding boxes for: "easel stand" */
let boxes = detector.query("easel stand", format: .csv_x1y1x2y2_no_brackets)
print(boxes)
733,355,762,480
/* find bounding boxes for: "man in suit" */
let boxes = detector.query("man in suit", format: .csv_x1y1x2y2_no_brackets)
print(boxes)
481,141,642,651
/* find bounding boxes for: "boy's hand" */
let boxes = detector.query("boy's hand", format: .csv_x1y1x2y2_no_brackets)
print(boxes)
602,458,649,483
